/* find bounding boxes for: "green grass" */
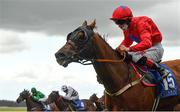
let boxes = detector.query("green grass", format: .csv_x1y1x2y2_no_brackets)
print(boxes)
0,107,26,112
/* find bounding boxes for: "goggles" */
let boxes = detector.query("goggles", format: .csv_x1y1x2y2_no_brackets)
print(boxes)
113,19,127,25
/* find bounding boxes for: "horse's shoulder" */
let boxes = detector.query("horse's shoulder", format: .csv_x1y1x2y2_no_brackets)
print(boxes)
162,59,180,64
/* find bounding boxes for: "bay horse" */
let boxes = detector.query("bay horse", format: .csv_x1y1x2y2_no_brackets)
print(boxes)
47,91,96,111
89,93,105,111
54,20,180,110
16,89,58,111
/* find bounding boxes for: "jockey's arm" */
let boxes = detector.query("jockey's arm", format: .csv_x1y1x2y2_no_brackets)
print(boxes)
129,31,152,51
63,87,74,100
69,95,79,100
38,91,45,98
129,22,152,52
32,95,40,102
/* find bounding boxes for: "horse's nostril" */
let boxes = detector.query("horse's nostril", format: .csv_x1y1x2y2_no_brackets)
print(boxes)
55,52,66,59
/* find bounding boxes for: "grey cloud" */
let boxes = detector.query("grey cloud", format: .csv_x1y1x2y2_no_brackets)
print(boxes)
0,35,29,54
144,1,180,46
0,0,179,46
15,71,37,79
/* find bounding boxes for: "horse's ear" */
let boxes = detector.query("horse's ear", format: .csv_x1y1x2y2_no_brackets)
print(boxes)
89,19,96,30
82,20,87,26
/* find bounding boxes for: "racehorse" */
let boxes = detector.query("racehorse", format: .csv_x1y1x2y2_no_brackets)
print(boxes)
16,89,58,111
89,93,105,111
54,20,180,110
47,91,96,111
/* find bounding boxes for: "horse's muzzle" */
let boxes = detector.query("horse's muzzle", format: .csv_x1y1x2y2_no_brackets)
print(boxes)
16,98,20,103
55,52,71,67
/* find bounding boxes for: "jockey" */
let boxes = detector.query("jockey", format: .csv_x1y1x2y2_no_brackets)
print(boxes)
31,87,47,110
111,6,169,79
61,85,83,109
61,85,79,101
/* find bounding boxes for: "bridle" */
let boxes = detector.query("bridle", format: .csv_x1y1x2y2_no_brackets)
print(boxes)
65,26,127,65
65,26,95,64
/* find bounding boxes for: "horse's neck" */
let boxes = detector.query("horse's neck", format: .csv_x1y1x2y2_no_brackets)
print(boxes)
55,96,68,110
25,96,34,111
93,95,99,101
92,35,129,93
25,96,41,111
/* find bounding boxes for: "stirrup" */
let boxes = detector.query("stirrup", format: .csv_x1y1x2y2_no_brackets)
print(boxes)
162,72,170,78
159,67,170,78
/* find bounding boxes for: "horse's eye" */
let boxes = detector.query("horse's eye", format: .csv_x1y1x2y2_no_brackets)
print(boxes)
67,32,72,41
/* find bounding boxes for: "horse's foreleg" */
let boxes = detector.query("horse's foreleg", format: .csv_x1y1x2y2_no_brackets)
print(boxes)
174,104,180,111
104,94,112,110
112,105,122,111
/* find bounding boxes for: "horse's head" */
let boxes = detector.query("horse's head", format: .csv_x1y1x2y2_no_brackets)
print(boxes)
48,91,61,103
16,89,30,103
89,93,98,102
55,20,96,67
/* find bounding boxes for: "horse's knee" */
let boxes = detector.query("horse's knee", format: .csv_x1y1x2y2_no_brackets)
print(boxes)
174,104,180,111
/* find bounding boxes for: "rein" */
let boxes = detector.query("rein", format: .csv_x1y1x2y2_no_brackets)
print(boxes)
95,52,126,63
76,51,126,65
76,51,145,97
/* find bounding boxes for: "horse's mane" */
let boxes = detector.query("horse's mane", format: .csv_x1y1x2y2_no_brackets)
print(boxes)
95,33,115,52
23,89,30,95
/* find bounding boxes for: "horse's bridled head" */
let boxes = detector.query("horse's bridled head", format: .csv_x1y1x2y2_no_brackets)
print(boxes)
16,89,29,103
55,20,96,67
16,93,24,103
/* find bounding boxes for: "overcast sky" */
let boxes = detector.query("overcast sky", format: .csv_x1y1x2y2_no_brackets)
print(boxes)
0,0,180,101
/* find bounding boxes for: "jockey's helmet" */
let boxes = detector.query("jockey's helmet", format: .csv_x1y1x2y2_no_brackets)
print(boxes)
110,6,133,20
31,87,37,93
61,85,68,92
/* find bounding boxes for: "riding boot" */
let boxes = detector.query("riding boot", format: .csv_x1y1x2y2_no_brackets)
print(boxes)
152,62,170,78
40,102,47,110
145,58,170,79
137,56,169,80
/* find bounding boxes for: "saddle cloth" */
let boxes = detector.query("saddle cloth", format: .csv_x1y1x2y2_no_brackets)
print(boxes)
72,99,85,111
131,63,178,99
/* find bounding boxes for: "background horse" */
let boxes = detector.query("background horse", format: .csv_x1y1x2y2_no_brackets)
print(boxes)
16,89,58,111
47,91,96,111
89,93,105,111
54,20,180,110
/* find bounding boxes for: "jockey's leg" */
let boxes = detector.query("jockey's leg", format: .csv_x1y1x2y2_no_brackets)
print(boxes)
39,101,46,110
39,98,48,110
137,56,169,78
